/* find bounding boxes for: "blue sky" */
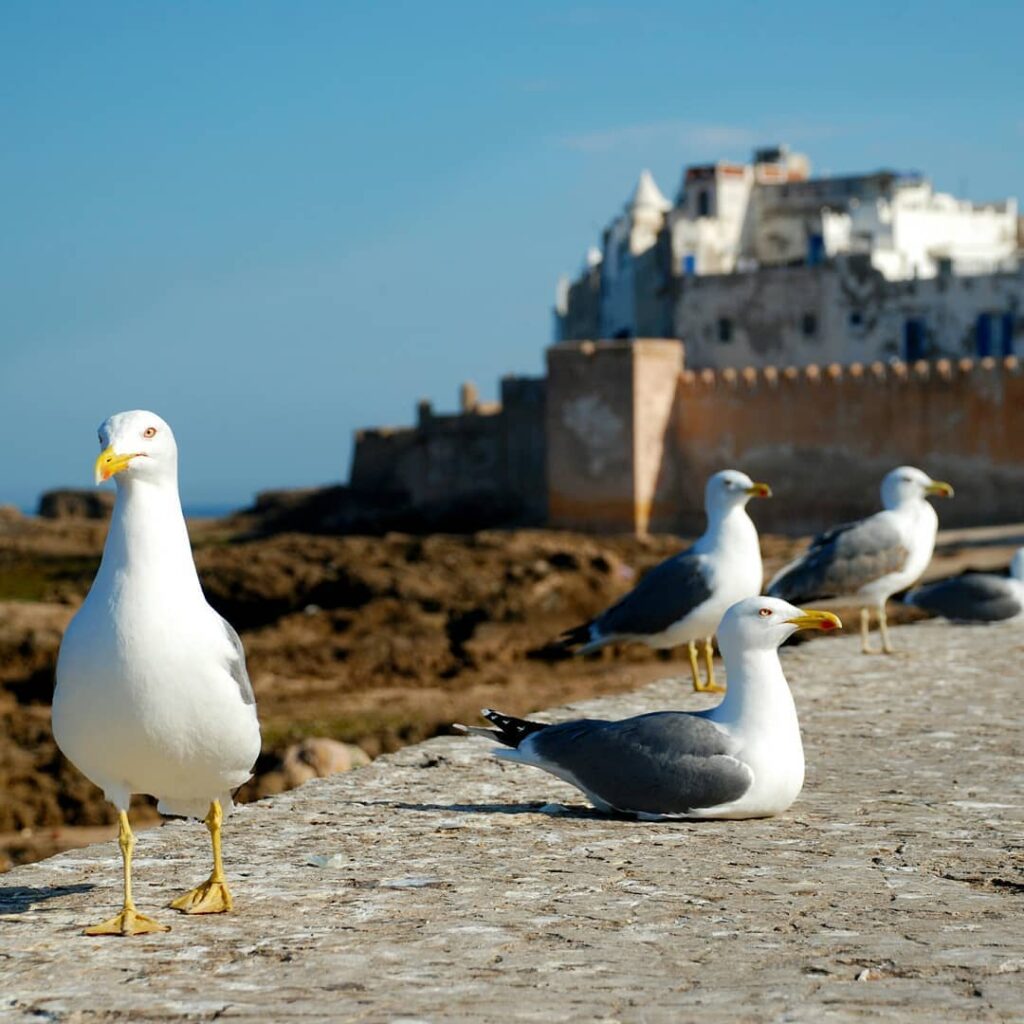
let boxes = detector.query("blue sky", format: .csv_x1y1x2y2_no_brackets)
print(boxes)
2,1,1022,509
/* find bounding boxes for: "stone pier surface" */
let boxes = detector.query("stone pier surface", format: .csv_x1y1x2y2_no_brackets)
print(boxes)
2,620,1022,1022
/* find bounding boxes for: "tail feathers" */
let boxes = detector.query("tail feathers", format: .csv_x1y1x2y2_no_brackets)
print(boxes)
558,620,593,646
766,573,810,604
456,708,550,749
528,619,603,662
557,620,609,655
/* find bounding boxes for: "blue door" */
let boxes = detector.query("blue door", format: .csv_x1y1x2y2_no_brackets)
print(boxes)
1001,313,1015,356
976,313,992,357
904,319,926,361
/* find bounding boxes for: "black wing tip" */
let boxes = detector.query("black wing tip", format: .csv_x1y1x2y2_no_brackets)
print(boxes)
479,709,550,748
557,621,594,648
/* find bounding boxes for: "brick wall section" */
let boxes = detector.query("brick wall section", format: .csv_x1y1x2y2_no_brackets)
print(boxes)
547,340,1024,534
662,354,1024,534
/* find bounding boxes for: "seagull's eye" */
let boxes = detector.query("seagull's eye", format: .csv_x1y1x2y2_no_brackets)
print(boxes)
758,607,772,617
143,427,157,439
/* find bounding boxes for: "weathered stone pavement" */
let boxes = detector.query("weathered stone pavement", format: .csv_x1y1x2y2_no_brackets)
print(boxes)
2,619,1022,1022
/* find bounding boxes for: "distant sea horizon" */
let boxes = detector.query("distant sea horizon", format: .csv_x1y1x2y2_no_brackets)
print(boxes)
15,500,247,519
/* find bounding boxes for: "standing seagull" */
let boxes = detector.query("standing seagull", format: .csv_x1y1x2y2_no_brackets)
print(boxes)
905,548,1024,622
767,466,953,654
557,470,771,692
53,411,261,936
459,597,841,819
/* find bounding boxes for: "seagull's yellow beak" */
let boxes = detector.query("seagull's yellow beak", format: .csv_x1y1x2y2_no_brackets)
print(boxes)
95,446,135,485
925,480,954,498
746,482,772,498
785,609,842,633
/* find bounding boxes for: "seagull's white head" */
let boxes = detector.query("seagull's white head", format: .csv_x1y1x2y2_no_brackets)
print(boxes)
719,596,842,653
704,469,772,517
95,410,178,488
880,466,954,510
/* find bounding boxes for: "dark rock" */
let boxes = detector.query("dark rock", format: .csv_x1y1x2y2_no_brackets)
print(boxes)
38,490,115,520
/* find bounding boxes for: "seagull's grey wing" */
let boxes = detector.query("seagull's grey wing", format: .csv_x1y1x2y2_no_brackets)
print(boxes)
594,552,713,639
907,574,1021,622
767,514,908,602
528,712,752,815
220,617,256,705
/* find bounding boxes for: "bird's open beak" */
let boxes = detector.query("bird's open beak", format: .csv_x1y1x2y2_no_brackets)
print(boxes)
95,447,135,485
746,482,772,498
785,609,842,632
925,480,954,498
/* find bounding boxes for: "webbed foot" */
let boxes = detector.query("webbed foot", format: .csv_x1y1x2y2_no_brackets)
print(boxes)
169,877,233,915
84,906,170,936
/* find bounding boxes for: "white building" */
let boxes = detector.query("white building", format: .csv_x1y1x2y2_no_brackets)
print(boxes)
556,146,1023,365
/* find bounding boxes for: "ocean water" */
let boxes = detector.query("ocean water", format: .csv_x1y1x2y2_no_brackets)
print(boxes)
183,503,246,519
16,501,246,518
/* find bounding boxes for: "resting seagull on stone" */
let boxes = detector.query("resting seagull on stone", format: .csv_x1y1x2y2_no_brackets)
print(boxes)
460,597,839,819
767,466,953,655
53,411,261,936
557,470,771,692
904,548,1024,623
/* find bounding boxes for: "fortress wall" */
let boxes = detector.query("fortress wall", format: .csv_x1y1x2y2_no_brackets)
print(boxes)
349,377,547,530
546,340,685,533
499,376,548,524
674,262,1024,371
546,340,1024,535
659,355,1024,534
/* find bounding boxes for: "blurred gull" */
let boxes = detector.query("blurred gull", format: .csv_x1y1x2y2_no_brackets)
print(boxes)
768,466,953,654
905,548,1024,623
556,470,771,692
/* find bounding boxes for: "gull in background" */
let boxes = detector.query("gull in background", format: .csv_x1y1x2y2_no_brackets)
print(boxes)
556,470,771,692
767,466,953,654
905,547,1024,623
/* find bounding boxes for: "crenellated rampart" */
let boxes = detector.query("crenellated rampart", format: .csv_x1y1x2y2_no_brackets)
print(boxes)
547,340,1024,534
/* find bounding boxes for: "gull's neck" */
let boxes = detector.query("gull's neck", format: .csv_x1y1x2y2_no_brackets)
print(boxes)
889,496,938,536
94,476,203,601
694,502,757,555
885,493,928,516
707,644,798,735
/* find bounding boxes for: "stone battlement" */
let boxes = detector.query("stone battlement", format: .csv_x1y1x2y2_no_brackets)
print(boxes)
679,355,1023,389
548,339,1024,535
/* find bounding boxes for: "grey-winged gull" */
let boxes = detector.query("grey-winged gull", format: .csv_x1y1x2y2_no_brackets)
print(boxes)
905,548,1024,622
557,469,771,692
53,411,261,935
767,466,953,654
459,597,841,819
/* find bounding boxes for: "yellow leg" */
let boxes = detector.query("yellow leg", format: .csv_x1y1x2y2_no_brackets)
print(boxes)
686,641,702,690
170,800,234,915
878,604,895,654
693,636,726,693
860,607,876,654
84,810,170,937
